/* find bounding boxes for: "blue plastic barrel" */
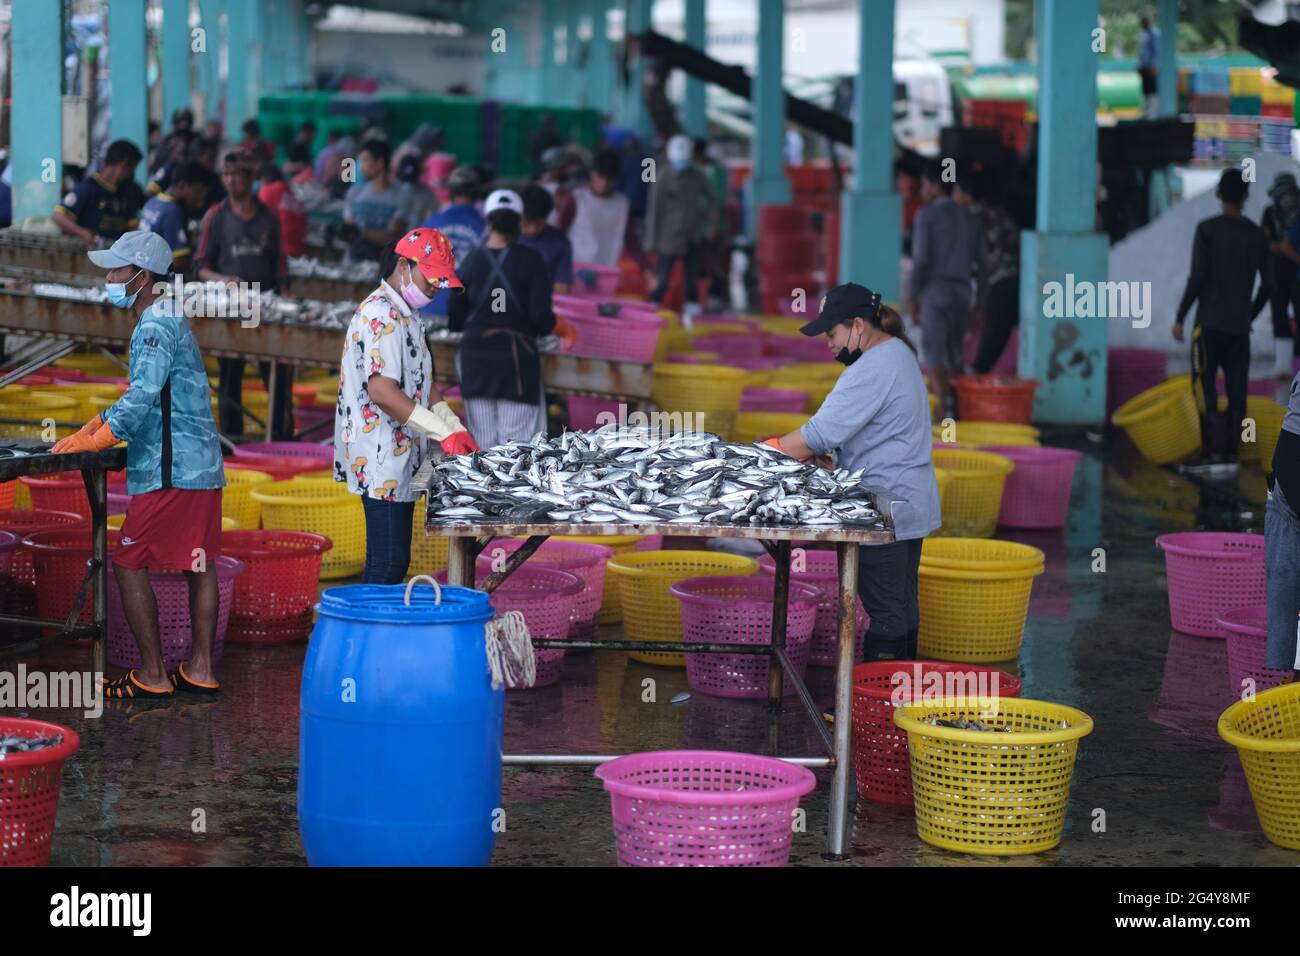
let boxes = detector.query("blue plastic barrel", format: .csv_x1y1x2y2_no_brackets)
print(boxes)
298,580,501,866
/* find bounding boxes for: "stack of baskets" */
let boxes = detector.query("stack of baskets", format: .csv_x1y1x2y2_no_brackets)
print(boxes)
482,539,614,641
931,448,1015,537
221,530,332,642
650,364,748,438
252,479,364,579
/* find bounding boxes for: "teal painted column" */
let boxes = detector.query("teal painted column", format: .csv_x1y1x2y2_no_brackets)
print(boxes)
197,0,223,127
262,1,283,93
683,0,707,138
840,0,901,299
1019,0,1108,424
108,0,149,184
11,0,64,226
746,0,791,236
623,0,653,138
566,2,585,107
1157,0,1178,117
225,0,258,134
162,0,192,126
542,4,563,107
588,0,613,118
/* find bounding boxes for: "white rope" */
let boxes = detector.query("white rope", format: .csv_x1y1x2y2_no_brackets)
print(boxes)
485,610,536,690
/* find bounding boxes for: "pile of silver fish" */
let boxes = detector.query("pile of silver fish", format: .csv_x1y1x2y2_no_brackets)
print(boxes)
0,733,64,758
927,716,1012,733
287,255,378,282
427,426,885,528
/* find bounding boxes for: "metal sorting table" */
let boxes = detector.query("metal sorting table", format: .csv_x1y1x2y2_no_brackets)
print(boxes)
432,511,895,860
0,442,126,672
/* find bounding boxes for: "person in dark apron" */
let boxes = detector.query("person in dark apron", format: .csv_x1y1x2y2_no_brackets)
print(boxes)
447,189,575,448
1266,371,1300,676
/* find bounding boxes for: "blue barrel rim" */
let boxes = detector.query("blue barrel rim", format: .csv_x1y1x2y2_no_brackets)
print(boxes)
317,583,494,624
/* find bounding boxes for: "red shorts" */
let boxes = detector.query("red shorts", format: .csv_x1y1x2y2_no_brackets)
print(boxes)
115,488,223,571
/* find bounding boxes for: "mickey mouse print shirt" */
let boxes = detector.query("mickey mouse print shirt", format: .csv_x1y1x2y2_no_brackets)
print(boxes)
334,280,435,502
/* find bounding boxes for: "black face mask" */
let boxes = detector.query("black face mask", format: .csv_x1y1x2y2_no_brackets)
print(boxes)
835,325,864,366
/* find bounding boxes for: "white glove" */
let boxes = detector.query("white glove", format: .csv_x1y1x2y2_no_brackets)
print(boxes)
404,401,467,442
429,401,467,436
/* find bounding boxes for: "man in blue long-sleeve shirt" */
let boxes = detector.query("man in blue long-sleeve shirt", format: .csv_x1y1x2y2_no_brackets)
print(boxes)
1139,16,1160,118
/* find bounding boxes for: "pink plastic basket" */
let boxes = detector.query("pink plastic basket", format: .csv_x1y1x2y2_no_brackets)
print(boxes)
436,564,582,688
1217,604,1292,700
756,550,868,665
552,294,599,315
562,310,665,363
482,539,614,640
725,355,787,372
1156,533,1266,637
594,750,817,866
1107,348,1168,419
741,387,810,414
565,395,621,431
982,445,1082,529
763,332,834,362
1150,630,1232,742
672,576,820,698
233,441,334,464
0,531,16,582
693,333,763,358
106,556,244,670
571,261,622,296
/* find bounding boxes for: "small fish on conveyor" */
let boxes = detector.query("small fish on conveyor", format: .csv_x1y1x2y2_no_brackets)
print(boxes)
927,716,1011,732
426,425,886,529
0,733,64,758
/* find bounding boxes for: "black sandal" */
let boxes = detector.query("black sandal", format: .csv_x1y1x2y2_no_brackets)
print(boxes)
168,662,220,698
101,670,175,700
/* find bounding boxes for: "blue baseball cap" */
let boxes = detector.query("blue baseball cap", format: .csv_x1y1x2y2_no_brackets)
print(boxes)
88,230,173,276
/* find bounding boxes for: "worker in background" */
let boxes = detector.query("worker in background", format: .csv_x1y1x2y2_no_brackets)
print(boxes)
53,139,145,247
148,129,196,187
418,166,486,318
140,161,209,277
392,123,443,177
763,284,939,664
907,164,985,419
518,184,574,294
53,231,225,700
449,190,575,448
694,138,731,312
343,138,409,263
239,119,276,165
1261,172,1300,377
531,115,563,169
294,121,317,153
1266,370,1300,677
1138,15,1161,120
258,161,308,258
314,130,346,185
557,148,651,275
970,185,1021,375
1176,168,1271,473
396,154,438,229
537,147,571,224
282,143,316,187
334,228,480,584
646,134,714,321
197,151,294,441
613,134,651,235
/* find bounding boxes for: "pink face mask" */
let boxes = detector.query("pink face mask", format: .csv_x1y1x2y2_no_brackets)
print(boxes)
400,261,433,309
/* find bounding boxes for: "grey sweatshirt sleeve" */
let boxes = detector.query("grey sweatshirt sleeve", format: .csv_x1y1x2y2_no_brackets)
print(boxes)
910,207,930,301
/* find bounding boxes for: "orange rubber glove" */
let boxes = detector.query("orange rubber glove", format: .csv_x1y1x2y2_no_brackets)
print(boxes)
762,436,811,463
553,316,578,350
66,411,105,443
440,430,481,455
52,419,119,455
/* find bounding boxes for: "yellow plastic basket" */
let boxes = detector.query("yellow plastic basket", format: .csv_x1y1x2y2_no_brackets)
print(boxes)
1248,396,1287,467
606,550,757,665
932,448,1015,538
651,364,748,438
251,479,365,579
1219,682,1300,850
739,368,775,389
554,534,646,624
222,467,274,528
1112,379,1201,464
408,495,450,576
934,467,951,515
53,352,127,377
918,548,1044,662
932,420,1041,447
0,392,80,439
730,412,809,446
894,697,1093,855
921,536,1045,571
29,383,124,424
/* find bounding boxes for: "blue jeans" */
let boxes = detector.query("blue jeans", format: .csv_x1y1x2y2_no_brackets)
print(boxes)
360,496,415,585
1265,485,1300,671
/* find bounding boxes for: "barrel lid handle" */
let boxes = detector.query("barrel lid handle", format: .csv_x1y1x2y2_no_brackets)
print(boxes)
404,574,443,607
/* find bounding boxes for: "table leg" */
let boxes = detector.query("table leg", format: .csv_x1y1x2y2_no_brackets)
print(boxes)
767,539,791,709
266,362,279,441
825,540,859,861
447,536,474,587
86,466,108,675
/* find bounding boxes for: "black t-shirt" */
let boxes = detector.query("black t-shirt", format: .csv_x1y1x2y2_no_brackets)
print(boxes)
196,199,282,290
55,173,145,240
1175,214,1272,334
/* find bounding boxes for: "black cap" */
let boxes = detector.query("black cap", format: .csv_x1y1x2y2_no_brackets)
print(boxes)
798,282,882,336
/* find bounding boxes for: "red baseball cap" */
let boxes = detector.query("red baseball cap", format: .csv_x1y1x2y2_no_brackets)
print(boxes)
397,228,462,289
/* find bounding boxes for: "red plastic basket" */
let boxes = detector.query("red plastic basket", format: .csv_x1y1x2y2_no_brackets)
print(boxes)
0,510,86,615
1217,605,1292,700
557,309,665,363
595,750,816,867
756,550,868,665
19,473,91,519
672,575,820,699
0,481,14,509
741,387,809,414
1156,533,1266,638
851,661,1022,807
482,539,614,640
224,455,327,482
22,528,122,631
0,531,16,582
220,530,332,643
983,445,1083,529
954,375,1039,424
106,555,243,670
0,718,80,866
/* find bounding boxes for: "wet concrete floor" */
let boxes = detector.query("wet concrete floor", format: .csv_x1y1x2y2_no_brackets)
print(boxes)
8,427,1298,866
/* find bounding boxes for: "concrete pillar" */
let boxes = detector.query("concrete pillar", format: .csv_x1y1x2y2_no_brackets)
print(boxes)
225,0,259,135
746,0,791,235
108,0,150,185
566,2,585,108
683,0,707,138
11,0,64,226
162,0,193,126
623,0,652,138
1018,0,1108,424
196,0,224,128
1156,0,1178,117
840,0,901,299
542,4,564,107
588,0,614,118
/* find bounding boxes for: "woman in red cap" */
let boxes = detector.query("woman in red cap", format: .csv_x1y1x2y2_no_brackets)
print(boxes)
333,227,481,583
